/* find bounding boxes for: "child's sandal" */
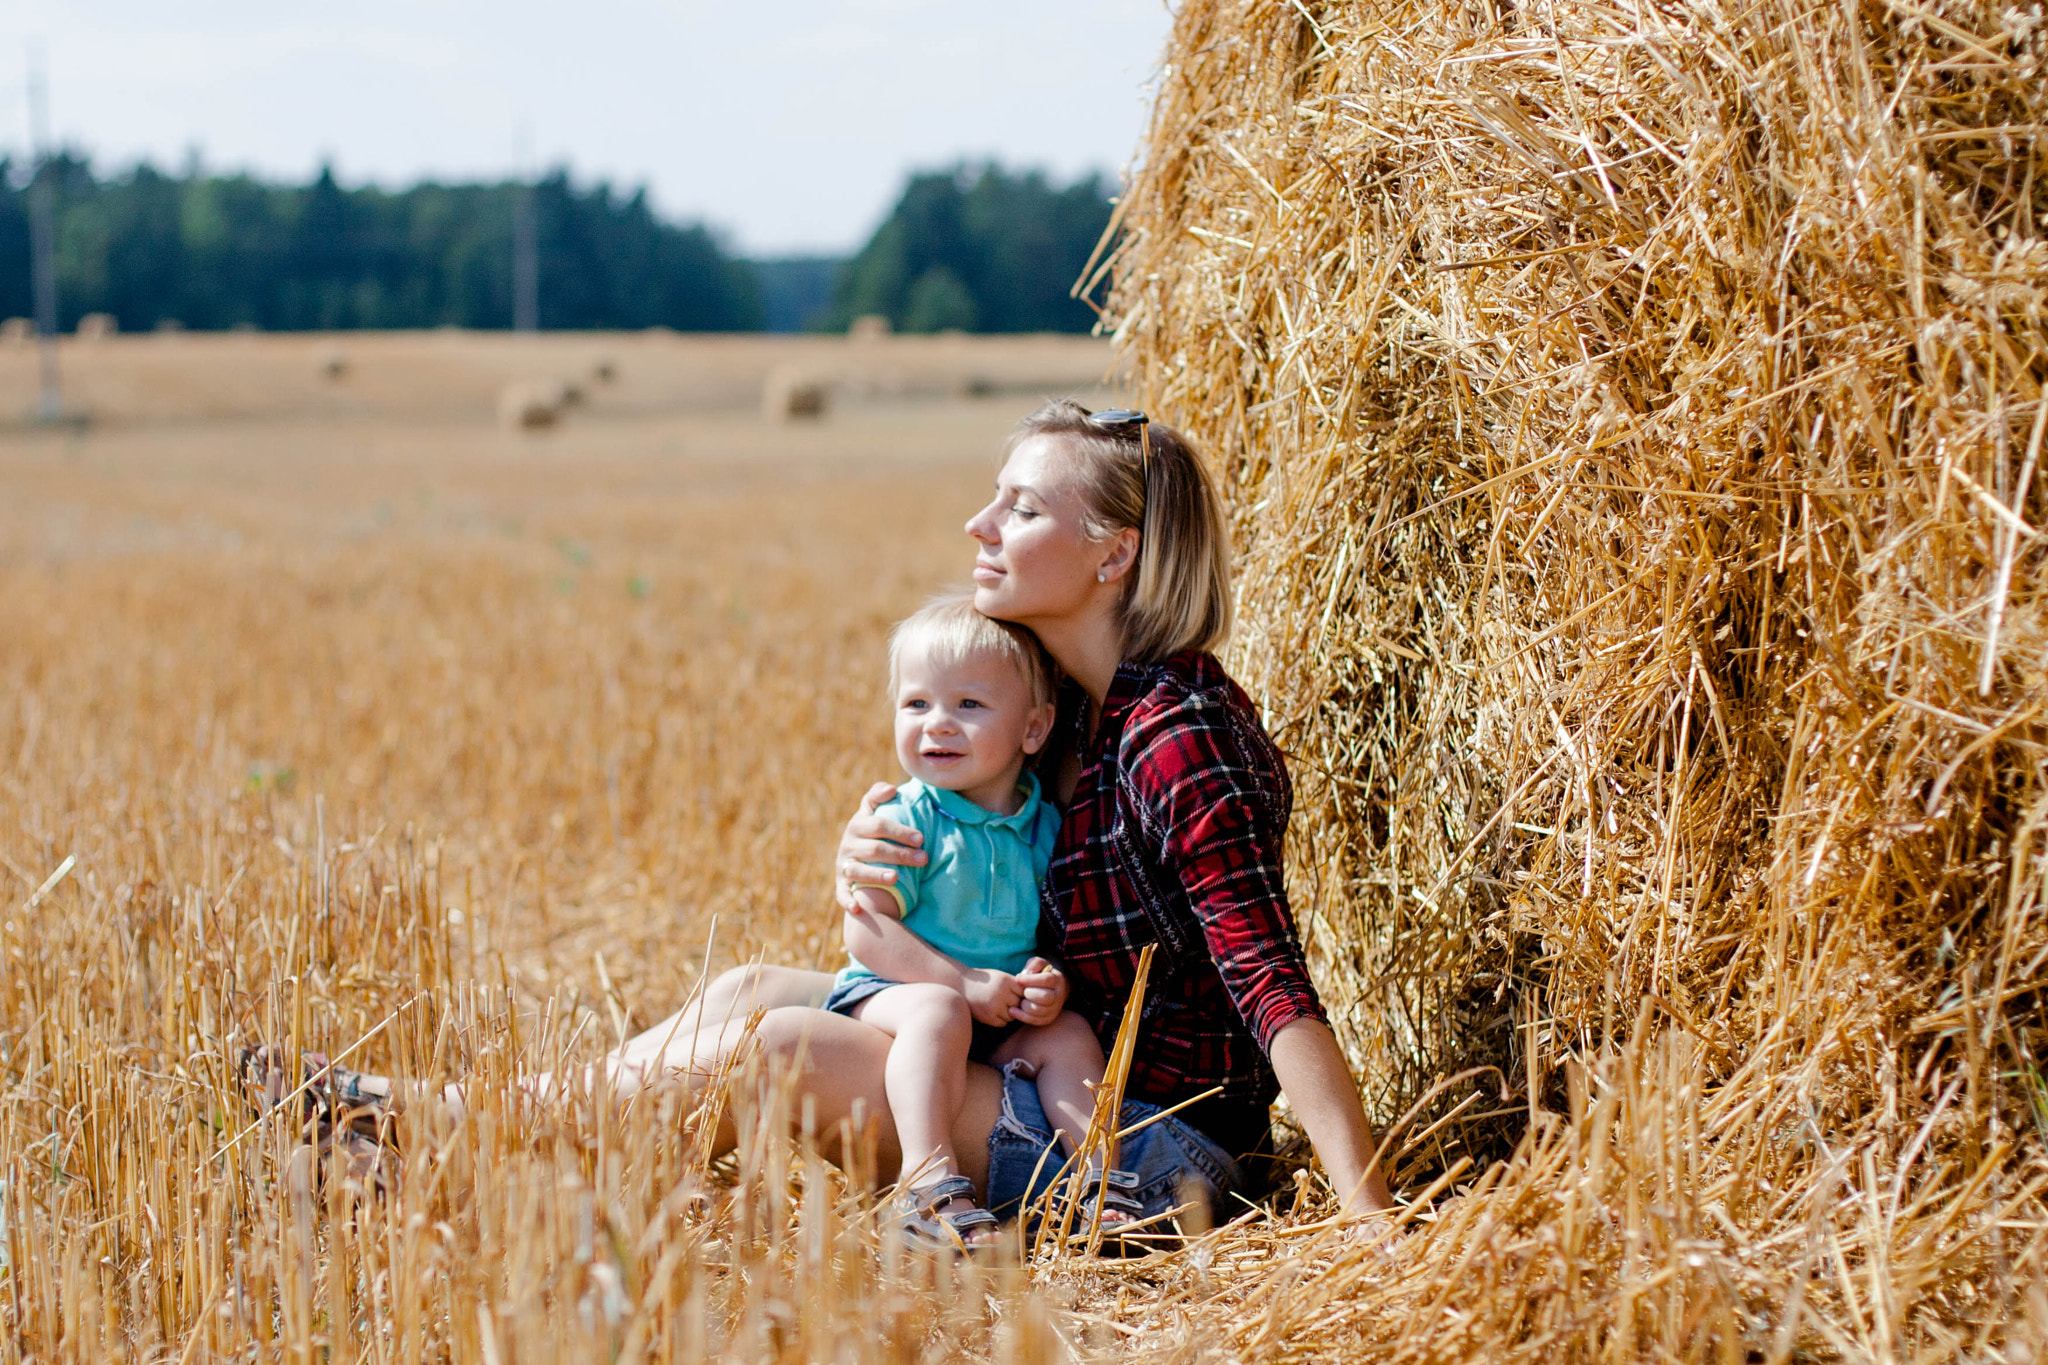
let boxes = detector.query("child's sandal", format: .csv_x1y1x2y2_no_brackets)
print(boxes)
892,1174,1000,1253
1066,1166,1146,1248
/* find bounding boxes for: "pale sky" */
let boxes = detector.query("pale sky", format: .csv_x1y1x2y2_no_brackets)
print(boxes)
0,1,1176,256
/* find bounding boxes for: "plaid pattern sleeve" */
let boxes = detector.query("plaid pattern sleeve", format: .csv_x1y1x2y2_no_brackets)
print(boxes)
1121,681,1329,1049
1043,652,1330,1120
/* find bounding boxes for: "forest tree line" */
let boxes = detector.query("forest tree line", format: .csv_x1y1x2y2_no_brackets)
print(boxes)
0,157,1114,335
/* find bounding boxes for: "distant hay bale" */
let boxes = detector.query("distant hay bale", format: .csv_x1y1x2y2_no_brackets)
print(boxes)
75,313,117,340
153,318,184,335
0,318,30,344
1115,0,2045,1327
847,314,891,341
761,366,830,421
497,379,566,431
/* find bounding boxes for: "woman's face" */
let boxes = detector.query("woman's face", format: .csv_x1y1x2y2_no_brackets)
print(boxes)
966,435,1113,629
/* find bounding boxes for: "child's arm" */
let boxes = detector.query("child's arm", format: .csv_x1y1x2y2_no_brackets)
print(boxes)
843,888,1024,1027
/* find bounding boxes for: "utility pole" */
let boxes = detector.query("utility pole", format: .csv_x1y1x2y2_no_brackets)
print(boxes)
512,129,538,332
26,44,60,420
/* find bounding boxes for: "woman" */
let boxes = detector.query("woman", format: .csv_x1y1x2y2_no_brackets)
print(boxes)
256,402,1396,1229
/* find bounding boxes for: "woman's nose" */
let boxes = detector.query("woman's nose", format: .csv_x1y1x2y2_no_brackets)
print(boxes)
965,502,999,543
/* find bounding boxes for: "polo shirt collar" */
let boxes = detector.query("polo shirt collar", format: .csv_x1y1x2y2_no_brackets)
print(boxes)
925,770,1043,828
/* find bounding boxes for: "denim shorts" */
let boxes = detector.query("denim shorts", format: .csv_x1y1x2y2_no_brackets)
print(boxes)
984,1060,1245,1235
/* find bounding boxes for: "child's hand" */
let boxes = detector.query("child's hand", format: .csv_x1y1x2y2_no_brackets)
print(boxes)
1012,958,1068,1025
960,969,1026,1027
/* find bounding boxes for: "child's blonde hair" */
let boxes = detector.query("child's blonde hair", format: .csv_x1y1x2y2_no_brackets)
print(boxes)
888,591,1055,708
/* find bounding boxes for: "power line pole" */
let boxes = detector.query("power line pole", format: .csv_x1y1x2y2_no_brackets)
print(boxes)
26,44,60,420
512,130,538,332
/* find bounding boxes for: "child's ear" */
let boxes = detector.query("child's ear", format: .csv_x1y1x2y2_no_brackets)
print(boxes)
1020,701,1056,755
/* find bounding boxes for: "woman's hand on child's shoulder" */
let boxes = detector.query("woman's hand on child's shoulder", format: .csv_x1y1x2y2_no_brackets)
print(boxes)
1012,958,1069,1025
834,781,925,910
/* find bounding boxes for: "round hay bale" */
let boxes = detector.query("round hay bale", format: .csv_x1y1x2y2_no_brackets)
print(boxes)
1113,0,2046,1338
847,314,891,341
497,380,564,431
0,318,32,344
761,367,830,421
75,313,117,340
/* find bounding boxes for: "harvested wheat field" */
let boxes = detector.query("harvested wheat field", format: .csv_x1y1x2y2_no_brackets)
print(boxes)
0,331,1176,1363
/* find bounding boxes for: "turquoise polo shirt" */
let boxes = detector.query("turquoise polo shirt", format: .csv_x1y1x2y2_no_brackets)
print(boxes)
839,772,1060,985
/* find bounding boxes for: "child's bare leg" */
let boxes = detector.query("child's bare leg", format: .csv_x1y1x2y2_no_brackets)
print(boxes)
996,1011,1107,1157
849,984,976,1184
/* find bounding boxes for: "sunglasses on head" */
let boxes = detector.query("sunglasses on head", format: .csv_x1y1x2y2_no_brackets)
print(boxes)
1090,408,1153,478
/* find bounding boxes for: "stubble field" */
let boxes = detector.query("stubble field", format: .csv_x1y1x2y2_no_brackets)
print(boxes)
0,330,1173,1362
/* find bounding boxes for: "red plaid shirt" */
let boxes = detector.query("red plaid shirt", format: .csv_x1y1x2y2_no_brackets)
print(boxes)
1040,651,1329,1136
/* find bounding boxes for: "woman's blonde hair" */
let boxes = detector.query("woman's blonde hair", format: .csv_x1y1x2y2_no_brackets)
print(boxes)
1006,400,1232,664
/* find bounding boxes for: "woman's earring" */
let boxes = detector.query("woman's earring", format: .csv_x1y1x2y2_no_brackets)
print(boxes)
1097,571,1107,583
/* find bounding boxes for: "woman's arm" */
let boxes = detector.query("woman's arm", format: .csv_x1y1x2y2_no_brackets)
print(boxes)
1268,1019,1396,1216
1128,687,1394,1220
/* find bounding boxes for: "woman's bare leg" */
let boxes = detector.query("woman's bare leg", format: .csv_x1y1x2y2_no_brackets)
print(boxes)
251,1001,1005,1199
600,964,834,1092
416,965,834,1121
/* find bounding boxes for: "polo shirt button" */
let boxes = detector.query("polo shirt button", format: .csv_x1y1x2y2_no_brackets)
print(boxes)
995,861,1009,875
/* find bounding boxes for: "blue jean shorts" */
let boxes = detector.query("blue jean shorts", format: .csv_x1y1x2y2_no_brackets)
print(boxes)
983,1060,1245,1236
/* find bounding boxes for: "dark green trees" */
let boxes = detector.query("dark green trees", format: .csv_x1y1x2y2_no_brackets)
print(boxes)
0,156,1114,335
827,164,1115,334
0,158,762,332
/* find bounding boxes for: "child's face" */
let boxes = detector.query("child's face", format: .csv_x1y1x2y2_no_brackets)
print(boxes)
893,643,1054,808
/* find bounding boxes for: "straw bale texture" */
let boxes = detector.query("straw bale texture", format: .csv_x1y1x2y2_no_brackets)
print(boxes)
1107,0,2048,1347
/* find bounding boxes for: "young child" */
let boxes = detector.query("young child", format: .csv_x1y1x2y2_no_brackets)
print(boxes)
823,593,1125,1249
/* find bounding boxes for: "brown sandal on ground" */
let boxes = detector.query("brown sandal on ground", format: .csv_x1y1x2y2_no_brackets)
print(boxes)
1075,1166,1147,1250
237,1046,394,1128
236,1045,400,1196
